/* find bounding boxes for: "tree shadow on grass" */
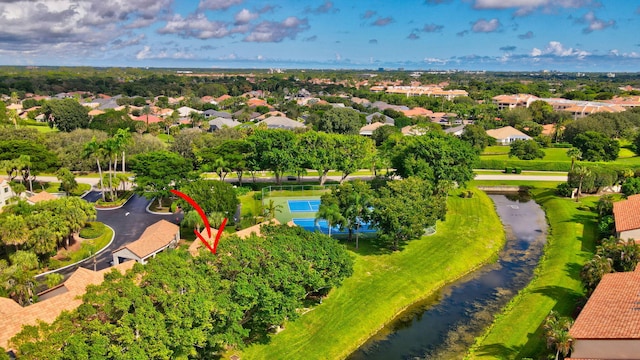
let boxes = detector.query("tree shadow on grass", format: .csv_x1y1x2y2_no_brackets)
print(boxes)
471,343,523,359
565,262,584,282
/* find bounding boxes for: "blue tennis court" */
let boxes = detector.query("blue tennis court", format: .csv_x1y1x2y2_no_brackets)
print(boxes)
293,218,377,235
288,199,321,212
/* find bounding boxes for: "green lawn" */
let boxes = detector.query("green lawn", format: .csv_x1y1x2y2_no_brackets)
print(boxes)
466,191,598,360
47,222,113,271
482,146,570,162
25,124,59,134
236,189,506,360
39,182,91,196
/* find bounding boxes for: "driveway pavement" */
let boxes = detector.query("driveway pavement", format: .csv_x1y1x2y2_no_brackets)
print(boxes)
45,192,174,279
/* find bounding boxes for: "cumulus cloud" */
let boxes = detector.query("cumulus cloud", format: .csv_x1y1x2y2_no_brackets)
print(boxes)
158,13,232,39
531,41,590,59
472,18,501,33
472,0,596,16
578,11,615,33
244,16,309,42
422,23,444,32
362,10,376,19
234,8,258,25
136,45,195,60
372,17,394,26
198,0,243,11
111,34,146,49
518,30,534,39
307,1,338,14
424,57,448,64
500,45,516,51
407,32,420,40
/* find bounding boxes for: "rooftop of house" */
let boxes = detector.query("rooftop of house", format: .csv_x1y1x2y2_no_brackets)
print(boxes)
613,194,640,233
27,191,57,204
113,220,179,259
0,262,134,349
208,117,241,128
132,114,163,124
486,126,531,140
359,122,389,133
189,219,281,256
257,116,305,129
570,266,640,339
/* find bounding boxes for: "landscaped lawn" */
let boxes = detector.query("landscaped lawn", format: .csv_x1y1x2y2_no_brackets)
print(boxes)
466,191,598,359
235,189,505,360
482,146,570,162
47,221,113,270
25,124,59,133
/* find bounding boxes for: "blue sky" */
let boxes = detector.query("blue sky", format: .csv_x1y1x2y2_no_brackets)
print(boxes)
0,0,638,71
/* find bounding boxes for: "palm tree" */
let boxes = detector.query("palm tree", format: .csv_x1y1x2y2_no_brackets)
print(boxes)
0,214,29,250
574,165,591,202
567,147,582,172
5,251,39,306
142,105,151,126
543,311,574,360
83,136,106,201
315,202,344,236
183,210,205,232
263,199,283,220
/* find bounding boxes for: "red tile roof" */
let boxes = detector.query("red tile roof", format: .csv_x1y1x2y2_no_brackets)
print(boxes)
613,194,640,233
570,269,640,339
27,191,56,203
114,220,179,259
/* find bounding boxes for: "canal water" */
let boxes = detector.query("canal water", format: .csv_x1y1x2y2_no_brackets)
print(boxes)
347,192,548,360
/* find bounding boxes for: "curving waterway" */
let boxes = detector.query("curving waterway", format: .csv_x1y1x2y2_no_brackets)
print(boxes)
348,192,548,360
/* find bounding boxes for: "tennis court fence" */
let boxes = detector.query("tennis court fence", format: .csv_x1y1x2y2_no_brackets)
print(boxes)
261,184,335,207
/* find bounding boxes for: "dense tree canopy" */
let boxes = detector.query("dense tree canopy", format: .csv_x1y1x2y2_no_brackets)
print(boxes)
129,151,194,207
42,99,90,132
177,180,239,221
509,139,546,160
572,131,619,162
316,107,363,135
389,132,477,186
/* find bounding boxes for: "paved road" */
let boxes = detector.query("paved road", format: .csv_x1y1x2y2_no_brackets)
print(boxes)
42,192,174,279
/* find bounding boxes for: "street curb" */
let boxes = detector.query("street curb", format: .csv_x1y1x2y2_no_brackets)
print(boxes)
145,197,174,216
35,224,116,278
94,193,135,211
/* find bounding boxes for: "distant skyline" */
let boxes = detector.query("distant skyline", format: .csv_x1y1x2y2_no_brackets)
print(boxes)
0,0,638,71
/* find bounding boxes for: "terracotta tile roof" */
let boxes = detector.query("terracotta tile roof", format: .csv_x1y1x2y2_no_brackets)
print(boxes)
0,262,133,349
189,220,281,257
570,269,640,339
115,220,179,259
188,227,219,257
401,107,433,117
88,109,105,116
234,219,280,239
613,194,640,233
132,114,163,124
486,126,531,141
27,191,56,203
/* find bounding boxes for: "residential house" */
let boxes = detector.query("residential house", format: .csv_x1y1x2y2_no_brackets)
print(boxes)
444,124,466,136
486,126,531,145
112,220,179,265
232,110,261,121
203,109,232,119
401,107,433,118
132,114,163,124
365,112,395,125
257,116,306,130
208,117,242,132
27,191,57,204
401,125,428,136
0,262,134,349
255,111,287,121
368,101,409,112
613,194,640,242
177,106,201,118
0,179,15,210
492,94,539,111
215,94,232,103
568,266,640,359
359,122,390,136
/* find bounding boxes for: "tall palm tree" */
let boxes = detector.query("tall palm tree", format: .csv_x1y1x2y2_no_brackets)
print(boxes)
263,199,283,220
315,202,344,236
574,165,591,202
83,136,106,201
567,147,582,172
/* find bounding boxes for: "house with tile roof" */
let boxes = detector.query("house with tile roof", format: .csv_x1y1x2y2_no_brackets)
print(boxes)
492,94,539,111
486,126,531,145
365,112,394,125
359,122,390,136
0,262,134,350
613,194,640,242
177,106,201,118
208,117,241,132
112,220,179,265
257,116,306,130
132,114,163,124
568,266,640,359
203,109,232,119
27,191,57,204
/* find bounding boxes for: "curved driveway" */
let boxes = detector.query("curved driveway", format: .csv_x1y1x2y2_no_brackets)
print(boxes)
50,192,174,279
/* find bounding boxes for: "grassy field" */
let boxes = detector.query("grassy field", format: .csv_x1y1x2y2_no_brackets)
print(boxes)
25,124,59,134
482,146,570,162
235,189,505,360
466,191,598,359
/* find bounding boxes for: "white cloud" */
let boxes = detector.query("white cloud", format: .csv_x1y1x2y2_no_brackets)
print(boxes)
158,13,231,39
580,11,615,33
198,0,243,11
244,17,309,42
235,8,258,25
473,0,595,16
472,18,501,33
530,41,590,59
136,45,195,60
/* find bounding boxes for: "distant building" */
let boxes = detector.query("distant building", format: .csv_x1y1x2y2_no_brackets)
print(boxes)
208,117,241,132
486,126,531,145
365,112,394,125
203,109,232,119
0,179,15,210
359,122,390,136
256,116,306,130
613,194,640,242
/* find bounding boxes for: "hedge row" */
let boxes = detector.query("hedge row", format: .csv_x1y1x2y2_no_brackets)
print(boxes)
477,159,640,173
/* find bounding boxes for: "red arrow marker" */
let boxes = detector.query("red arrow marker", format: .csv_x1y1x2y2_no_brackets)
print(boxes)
170,189,227,255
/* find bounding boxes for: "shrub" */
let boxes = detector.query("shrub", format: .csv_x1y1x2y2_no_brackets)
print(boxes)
514,167,522,174
556,182,573,197
598,215,615,237
504,167,512,174
79,222,106,239
622,177,640,197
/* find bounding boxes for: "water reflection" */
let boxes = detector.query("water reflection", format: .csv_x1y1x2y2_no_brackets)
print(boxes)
347,193,547,360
